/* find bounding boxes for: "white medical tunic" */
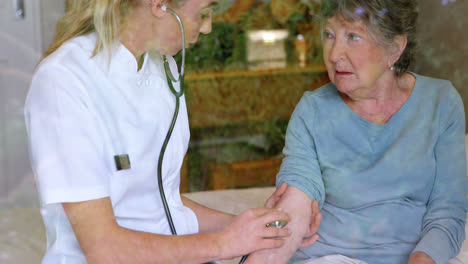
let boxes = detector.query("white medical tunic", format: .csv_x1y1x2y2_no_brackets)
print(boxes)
24,33,198,263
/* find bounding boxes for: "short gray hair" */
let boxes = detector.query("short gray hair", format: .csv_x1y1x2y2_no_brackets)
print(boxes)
319,0,418,76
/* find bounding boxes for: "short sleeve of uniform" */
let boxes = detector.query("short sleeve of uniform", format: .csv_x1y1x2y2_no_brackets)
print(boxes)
25,64,110,205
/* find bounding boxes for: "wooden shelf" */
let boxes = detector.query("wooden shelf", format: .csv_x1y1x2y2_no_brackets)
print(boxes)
185,64,327,81
185,65,329,129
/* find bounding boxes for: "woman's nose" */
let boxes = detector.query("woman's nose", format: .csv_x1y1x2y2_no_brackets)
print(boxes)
329,40,345,62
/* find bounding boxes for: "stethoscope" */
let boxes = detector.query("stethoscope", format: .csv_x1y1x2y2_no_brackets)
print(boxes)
158,6,238,264
157,6,272,264
158,3,186,237
114,2,187,238
116,0,194,255
158,5,222,264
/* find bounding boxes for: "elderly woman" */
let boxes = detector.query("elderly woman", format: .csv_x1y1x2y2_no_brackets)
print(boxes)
245,0,467,264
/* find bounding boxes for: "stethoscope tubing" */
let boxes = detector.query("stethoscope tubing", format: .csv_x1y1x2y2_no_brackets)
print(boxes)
158,7,244,264
157,77,182,236
159,6,186,236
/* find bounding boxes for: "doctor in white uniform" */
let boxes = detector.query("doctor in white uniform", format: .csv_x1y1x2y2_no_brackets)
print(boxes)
24,0,321,263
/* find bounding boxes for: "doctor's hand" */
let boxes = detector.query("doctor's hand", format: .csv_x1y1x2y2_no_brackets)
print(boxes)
217,207,291,260
265,182,289,209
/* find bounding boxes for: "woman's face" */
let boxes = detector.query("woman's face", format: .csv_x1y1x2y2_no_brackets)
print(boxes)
159,0,217,55
322,15,393,97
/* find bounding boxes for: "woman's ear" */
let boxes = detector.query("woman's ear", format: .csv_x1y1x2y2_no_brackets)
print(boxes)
149,0,168,18
390,35,408,65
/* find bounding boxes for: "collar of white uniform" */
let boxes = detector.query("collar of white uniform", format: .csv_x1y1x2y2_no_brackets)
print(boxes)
106,42,150,75
83,33,179,80
87,37,150,75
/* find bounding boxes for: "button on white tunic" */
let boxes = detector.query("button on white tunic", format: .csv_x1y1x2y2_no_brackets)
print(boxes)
25,33,198,263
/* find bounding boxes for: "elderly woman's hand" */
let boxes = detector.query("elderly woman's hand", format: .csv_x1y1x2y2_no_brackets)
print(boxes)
299,200,321,248
408,252,436,264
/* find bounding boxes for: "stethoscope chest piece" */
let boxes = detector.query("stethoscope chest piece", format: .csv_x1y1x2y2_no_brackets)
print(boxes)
114,154,131,170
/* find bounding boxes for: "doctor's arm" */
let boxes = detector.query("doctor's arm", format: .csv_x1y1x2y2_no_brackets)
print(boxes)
181,195,234,233
181,182,291,233
63,197,291,264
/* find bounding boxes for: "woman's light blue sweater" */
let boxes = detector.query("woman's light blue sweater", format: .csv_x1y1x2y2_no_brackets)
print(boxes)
277,73,467,264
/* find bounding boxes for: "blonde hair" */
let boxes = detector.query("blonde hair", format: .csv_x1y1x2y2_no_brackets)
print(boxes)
43,0,183,60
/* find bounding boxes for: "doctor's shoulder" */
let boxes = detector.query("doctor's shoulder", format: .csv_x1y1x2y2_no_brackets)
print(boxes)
36,33,96,76
27,35,97,110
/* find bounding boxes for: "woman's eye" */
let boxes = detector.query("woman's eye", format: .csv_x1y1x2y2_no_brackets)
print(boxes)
324,31,334,39
348,33,361,41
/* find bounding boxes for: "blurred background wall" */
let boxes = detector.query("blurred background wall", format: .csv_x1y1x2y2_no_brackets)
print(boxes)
414,0,467,129
0,0,65,202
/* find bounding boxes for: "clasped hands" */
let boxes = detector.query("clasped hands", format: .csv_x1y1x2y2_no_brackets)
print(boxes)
217,183,321,260
265,183,322,248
